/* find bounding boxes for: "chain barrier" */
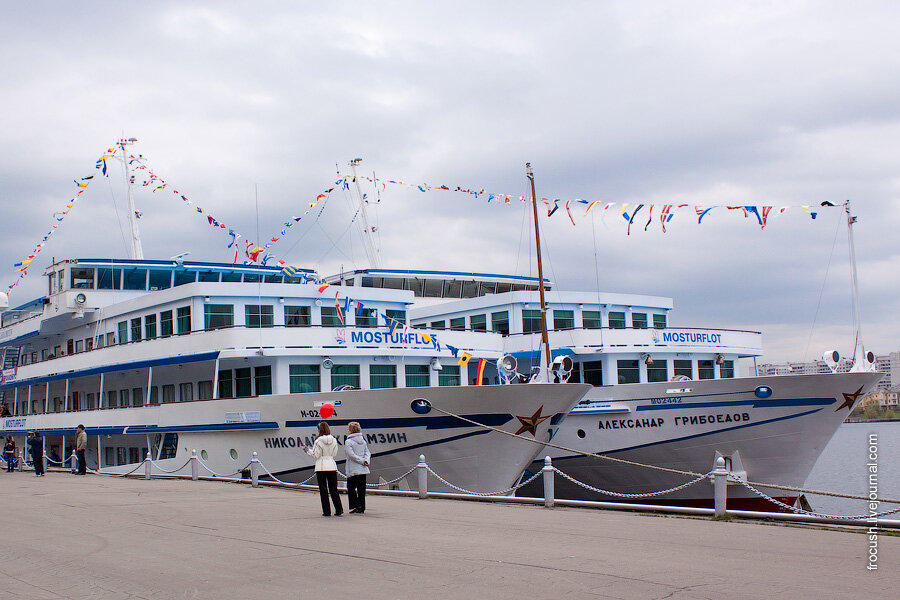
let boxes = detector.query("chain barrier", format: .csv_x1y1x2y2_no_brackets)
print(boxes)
732,477,900,520
425,465,545,497
146,457,193,474
553,467,713,499
195,457,251,478
366,465,419,488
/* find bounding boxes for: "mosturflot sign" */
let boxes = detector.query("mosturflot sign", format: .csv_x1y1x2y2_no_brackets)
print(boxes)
652,329,723,346
335,328,435,348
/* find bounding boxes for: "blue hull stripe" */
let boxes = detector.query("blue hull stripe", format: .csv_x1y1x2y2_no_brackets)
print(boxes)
284,413,513,430
0,421,279,437
635,397,834,411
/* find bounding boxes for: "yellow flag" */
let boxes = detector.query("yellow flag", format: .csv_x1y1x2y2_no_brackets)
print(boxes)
420,332,432,343
458,352,472,367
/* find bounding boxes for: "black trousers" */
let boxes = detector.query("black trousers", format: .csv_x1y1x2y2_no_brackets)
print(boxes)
76,449,87,474
346,474,366,512
316,471,342,515
32,454,44,475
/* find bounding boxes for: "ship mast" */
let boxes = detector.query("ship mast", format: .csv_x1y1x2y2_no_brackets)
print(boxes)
119,137,144,260
845,200,873,372
526,163,552,382
349,158,380,268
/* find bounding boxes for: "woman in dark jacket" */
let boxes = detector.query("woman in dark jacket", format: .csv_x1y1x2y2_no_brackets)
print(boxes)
3,435,15,472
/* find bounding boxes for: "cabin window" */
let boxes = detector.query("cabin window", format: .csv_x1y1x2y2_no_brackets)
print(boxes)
647,360,668,383
132,388,143,406
653,314,667,329
198,381,213,399
439,365,461,387
321,306,343,327
698,360,715,380
289,365,320,393
97,268,122,290
245,305,274,328
356,308,377,328
179,383,193,402
608,312,626,329
174,269,196,286
145,314,157,339
70,267,95,289
331,365,360,390
235,368,252,397
106,332,116,346
470,314,486,331
198,270,220,283
177,306,191,334
370,365,396,389
617,360,640,384
405,365,429,387
583,360,603,386
285,306,311,327
67,339,74,355
674,359,693,379
106,390,118,408
491,311,509,335
582,310,601,329
522,310,541,334
430,320,446,330
93,336,101,350
449,317,466,331
160,310,173,336
148,270,171,290
254,366,272,395
149,386,159,405
553,310,575,330
385,309,406,325
221,271,243,283
131,318,142,342
162,385,176,403
720,360,734,379
632,313,648,329
116,389,129,408
123,268,147,290
204,304,234,330
217,371,233,399
74,340,83,353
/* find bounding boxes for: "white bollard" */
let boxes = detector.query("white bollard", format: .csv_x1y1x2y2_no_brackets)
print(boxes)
18,449,24,472
191,449,199,481
713,456,728,517
416,454,428,499
70,449,78,473
144,451,152,480
542,456,555,508
251,451,259,488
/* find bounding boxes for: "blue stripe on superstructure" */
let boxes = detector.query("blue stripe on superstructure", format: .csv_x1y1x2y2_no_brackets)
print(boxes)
284,413,513,430
634,397,834,411
124,422,280,434
0,330,39,345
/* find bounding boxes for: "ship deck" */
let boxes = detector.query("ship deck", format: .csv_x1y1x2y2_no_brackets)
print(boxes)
0,472,894,599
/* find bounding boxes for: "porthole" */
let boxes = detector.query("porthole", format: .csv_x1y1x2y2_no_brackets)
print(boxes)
577,429,586,439
229,449,238,460
201,449,209,461
754,386,773,399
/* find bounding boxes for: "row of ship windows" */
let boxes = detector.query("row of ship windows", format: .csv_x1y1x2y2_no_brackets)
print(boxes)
567,359,735,386
418,310,667,334
54,267,308,294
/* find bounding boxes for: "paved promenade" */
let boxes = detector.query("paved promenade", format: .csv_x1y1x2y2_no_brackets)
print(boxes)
0,472,896,599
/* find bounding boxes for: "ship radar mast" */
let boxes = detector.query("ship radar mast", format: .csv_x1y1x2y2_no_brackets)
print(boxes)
526,162,553,382
348,158,380,268
845,200,874,372
118,137,144,260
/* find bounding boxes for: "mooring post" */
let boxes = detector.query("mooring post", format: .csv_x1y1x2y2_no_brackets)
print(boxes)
251,451,259,488
144,451,152,480
417,454,428,499
70,449,78,474
713,456,728,517
191,449,199,481
542,456,555,508
18,449,24,472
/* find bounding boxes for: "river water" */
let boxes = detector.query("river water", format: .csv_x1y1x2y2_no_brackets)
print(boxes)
803,421,899,518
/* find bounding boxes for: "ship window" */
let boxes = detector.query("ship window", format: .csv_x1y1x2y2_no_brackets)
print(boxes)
361,277,379,287
148,270,171,290
632,313,648,329
450,317,466,331
160,310,173,336
370,365,396,389
582,310,601,329
97,268,122,290
383,278,403,290
75,340,83,353
423,279,443,298
698,360,715,380
217,371,233,399
289,364,320,393
674,360,693,379
70,267,95,289
720,360,734,379
583,361,603,386
647,360,668,383
608,312,626,329
221,271,243,283
106,390,118,408
179,382,193,402
204,304,234,330
386,309,406,325
522,310,541,334
470,314,486,331
162,384,176,403
254,366,272,395
132,387,143,406
407,278,424,296
491,311,509,335
57,269,65,291
131,318,142,342
285,306,311,327
617,360,640,384
145,314,157,339
438,365,461,387
149,386,159,405
92,336,100,350
321,306,343,327
265,274,283,283
245,305,274,328
331,365,360,390
405,364,429,387
653,314,667,329
554,310,575,330
235,368,252,397
496,282,512,294
355,308,377,328
198,270,220,283
461,280,478,298
160,433,178,460
107,331,116,346
243,274,261,283
445,280,463,298
66,339,74,355
116,389,129,408
123,268,147,290
430,320,445,330
198,381,213,399
174,269,196,286
177,306,191,334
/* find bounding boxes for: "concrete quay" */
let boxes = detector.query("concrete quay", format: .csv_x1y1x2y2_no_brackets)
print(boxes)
0,472,896,599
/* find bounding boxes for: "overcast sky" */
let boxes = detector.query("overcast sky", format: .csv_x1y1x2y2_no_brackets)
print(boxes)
1,1,898,365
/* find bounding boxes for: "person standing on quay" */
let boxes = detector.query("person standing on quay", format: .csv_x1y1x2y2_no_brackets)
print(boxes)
344,422,370,514
75,424,88,475
3,435,15,472
28,431,44,476
304,422,343,517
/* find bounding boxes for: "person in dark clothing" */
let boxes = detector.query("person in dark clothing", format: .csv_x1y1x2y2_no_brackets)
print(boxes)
28,431,44,476
75,424,88,475
0,404,11,417
3,435,15,472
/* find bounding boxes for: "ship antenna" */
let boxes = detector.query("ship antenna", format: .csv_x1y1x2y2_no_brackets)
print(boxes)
526,163,552,382
845,200,873,372
119,137,143,260
349,158,381,268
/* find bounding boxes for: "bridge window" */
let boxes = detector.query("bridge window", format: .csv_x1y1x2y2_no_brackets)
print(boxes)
470,314,486,331
653,314,667,329
221,271,242,283
583,360,603,386
174,269,196,286
370,365,396,389
553,310,574,330
289,364,320,393
522,309,541,333
674,360,693,379
265,274,284,284
97,267,122,290
423,279,443,298
617,360,640,384
608,312,626,329
720,360,734,379
647,360,668,383
491,311,509,335
331,365,360,390
445,280,463,298
582,310,601,329
405,364,429,387
632,313,648,329
204,304,234,330
198,270,220,282
438,365,460,387
243,274,261,283
123,268,147,290
461,280,478,298
148,270,171,290
71,267,95,289
246,305,274,328
285,306,311,327
698,360,715,380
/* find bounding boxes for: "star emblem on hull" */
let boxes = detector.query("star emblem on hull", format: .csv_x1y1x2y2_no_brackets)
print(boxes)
835,385,865,412
515,405,550,436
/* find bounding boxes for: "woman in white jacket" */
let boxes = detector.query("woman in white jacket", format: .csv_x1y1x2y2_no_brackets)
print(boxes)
304,422,343,516
344,422,371,514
